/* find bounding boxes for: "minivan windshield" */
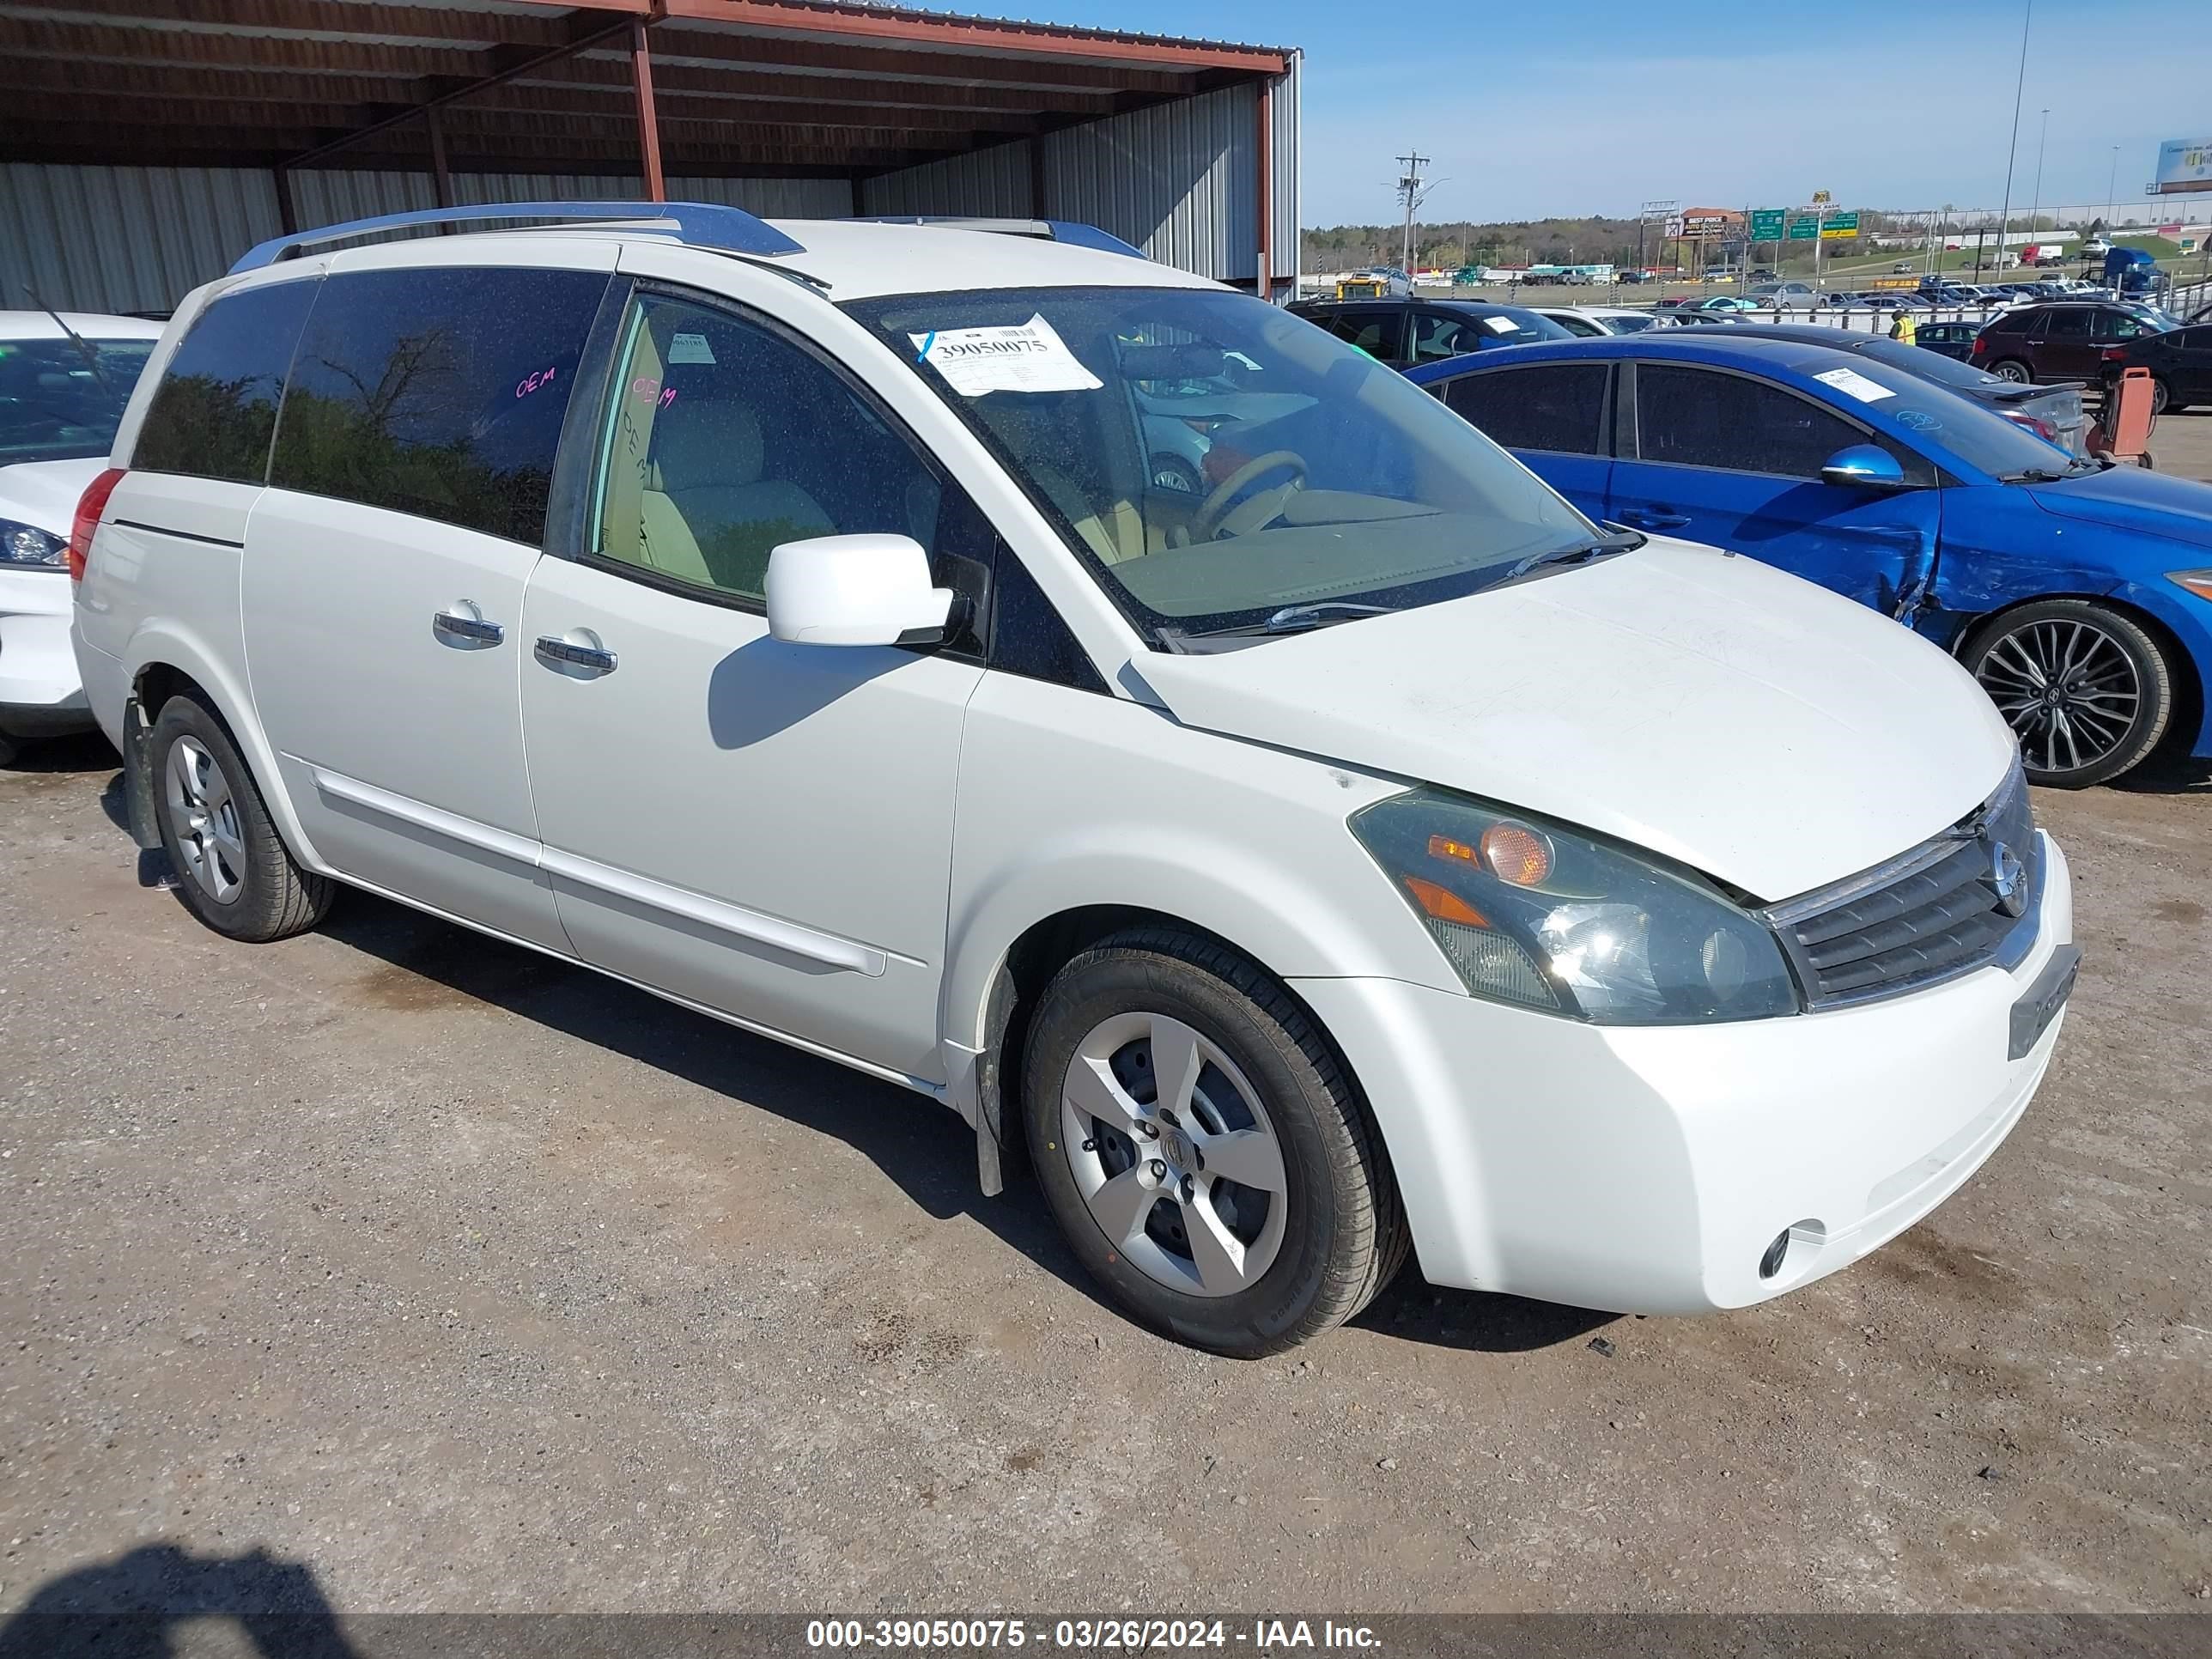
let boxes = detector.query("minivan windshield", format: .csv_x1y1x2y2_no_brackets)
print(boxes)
843,287,1600,641
0,337,156,465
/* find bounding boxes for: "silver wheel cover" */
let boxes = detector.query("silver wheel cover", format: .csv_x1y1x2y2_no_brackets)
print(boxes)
164,735,247,903
1060,1011,1290,1298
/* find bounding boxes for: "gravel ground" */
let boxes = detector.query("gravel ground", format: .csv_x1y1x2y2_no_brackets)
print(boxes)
1,735,2208,1620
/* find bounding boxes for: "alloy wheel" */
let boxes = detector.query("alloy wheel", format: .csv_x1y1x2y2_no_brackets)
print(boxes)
1060,1012,1289,1298
1992,360,2032,383
1975,617,2141,777
164,734,247,903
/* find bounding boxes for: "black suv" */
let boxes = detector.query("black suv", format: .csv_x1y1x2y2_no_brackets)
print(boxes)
1287,297,1571,369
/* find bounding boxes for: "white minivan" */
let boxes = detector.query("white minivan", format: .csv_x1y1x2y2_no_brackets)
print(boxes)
71,204,2078,1355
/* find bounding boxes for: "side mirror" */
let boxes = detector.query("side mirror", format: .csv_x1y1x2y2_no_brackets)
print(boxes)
1819,444,1912,491
763,533,956,648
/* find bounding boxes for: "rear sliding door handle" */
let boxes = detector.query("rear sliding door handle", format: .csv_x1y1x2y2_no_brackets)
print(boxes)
534,635,618,677
431,604,504,647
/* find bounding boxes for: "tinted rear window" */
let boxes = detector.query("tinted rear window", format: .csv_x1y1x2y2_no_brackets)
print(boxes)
270,265,609,545
1443,363,1611,454
132,281,319,483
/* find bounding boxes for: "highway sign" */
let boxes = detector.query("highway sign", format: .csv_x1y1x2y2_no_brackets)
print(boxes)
1787,216,1818,240
1750,209,1786,241
1820,211,1860,240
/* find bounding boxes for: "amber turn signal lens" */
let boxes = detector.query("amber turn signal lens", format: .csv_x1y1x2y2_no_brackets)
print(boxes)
2169,571,2212,603
1426,834,1480,864
1480,823,1553,887
1403,877,1490,928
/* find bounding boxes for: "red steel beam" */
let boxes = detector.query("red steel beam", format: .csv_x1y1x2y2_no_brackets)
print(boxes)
655,0,1289,75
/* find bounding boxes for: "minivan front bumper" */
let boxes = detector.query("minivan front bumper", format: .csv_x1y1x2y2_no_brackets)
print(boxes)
1292,830,2073,1314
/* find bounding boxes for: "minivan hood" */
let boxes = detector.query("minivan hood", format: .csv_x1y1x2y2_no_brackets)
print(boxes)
1134,541,2016,903
2027,465,2212,551
0,457,105,534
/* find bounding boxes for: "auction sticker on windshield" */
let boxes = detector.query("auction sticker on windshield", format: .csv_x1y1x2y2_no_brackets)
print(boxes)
911,314,1104,397
1813,366,1897,404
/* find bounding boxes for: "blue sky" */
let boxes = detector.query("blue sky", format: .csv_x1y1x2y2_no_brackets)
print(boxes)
994,0,2207,226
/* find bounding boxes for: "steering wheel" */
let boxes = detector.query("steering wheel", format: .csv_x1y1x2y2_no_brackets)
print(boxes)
1189,450,1308,542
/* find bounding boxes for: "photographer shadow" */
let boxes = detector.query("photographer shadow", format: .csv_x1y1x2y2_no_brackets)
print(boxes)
0,1545,357,1659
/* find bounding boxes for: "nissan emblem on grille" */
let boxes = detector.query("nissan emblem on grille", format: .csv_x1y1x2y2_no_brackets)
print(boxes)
1985,841,2027,919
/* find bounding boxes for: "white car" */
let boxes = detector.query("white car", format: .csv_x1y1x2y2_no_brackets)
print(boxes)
0,310,163,763
1527,305,1665,336
71,204,2076,1355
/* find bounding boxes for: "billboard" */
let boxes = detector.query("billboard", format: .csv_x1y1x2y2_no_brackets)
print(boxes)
2154,138,2212,194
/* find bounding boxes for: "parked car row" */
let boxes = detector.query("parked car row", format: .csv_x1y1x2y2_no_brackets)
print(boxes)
48,201,2101,1358
1405,329,2212,791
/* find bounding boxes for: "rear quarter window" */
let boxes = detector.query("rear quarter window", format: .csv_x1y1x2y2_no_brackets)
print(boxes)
269,265,610,545
131,280,319,484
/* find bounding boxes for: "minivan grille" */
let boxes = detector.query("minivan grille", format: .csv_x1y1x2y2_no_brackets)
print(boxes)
1762,763,2039,1008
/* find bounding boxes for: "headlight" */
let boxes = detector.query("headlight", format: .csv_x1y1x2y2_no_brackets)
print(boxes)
0,519,66,568
2170,570,2212,603
1351,790,1800,1024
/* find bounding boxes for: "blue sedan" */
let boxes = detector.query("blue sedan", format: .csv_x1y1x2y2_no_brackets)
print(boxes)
1406,333,2212,787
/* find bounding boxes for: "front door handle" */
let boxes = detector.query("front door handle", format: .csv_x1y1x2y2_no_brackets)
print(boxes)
1617,508,1692,530
534,634,618,677
431,604,504,647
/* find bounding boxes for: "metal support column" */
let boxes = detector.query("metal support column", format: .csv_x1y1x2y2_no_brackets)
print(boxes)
1255,76,1273,301
272,164,298,235
425,104,454,208
632,20,665,204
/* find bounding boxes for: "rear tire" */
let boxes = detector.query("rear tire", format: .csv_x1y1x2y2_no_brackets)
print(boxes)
2150,377,2172,416
1990,358,2033,383
149,694,333,941
1963,600,2176,787
1022,927,1407,1357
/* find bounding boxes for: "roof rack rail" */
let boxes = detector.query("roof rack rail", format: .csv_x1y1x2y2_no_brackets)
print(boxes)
853,216,1147,260
229,201,806,274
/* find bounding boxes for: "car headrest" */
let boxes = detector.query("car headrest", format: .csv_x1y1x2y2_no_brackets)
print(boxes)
652,400,764,489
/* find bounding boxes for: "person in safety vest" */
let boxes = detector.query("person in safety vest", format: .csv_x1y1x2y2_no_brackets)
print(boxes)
1888,306,1917,345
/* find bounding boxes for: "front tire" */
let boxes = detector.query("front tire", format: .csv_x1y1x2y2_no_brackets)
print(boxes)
1990,358,2033,383
149,694,333,940
1964,600,2176,787
1022,928,1407,1357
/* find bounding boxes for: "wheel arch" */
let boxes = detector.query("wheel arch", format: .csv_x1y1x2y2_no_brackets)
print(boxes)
124,626,328,874
950,900,1393,1210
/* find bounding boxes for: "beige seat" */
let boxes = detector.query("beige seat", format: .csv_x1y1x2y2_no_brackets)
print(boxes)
636,402,837,594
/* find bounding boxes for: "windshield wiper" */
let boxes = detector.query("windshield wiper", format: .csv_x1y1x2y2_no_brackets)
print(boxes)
1494,528,1645,586
2001,465,2073,483
1165,600,1400,643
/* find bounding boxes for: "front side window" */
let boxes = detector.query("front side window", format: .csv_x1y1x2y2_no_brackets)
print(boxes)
591,292,950,603
0,335,156,467
132,282,318,483
270,265,608,544
1634,364,1859,477
1443,363,1611,455
842,286,1596,641
1316,308,1403,362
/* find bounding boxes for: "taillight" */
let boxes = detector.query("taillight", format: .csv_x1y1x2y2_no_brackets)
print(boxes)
67,467,125,583
2005,412,2059,443
1969,337,1988,356
2100,346,2127,362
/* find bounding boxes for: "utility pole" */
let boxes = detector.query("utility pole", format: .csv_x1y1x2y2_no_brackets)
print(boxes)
1396,149,1430,275
1992,0,2032,276
2107,146,2120,224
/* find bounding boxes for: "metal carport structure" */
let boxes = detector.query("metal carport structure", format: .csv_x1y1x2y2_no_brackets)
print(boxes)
0,0,1299,313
